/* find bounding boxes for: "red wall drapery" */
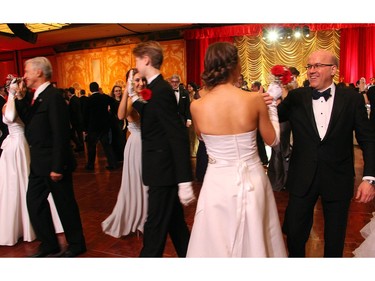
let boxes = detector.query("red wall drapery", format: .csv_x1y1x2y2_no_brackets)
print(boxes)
185,24,375,86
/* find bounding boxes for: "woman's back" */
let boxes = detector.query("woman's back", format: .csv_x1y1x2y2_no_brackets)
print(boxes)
191,83,275,145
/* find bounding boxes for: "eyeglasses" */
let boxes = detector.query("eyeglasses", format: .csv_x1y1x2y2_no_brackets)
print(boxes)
305,63,334,70
170,80,179,83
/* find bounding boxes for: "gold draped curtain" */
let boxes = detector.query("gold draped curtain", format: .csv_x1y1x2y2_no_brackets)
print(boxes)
234,29,341,89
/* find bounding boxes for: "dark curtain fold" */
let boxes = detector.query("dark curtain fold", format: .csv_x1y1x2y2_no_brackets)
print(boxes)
186,37,233,87
340,26,375,83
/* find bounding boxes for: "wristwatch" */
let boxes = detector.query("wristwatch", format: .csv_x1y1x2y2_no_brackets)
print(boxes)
365,179,375,186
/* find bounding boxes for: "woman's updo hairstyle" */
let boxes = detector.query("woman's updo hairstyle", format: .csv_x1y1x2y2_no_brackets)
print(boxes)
201,42,239,89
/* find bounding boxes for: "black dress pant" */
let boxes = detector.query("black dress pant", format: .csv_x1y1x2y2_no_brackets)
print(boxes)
140,185,190,257
27,173,86,253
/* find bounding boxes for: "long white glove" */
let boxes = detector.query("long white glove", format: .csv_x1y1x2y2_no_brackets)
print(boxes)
4,90,17,122
8,78,19,95
178,181,196,206
127,69,140,103
266,82,281,147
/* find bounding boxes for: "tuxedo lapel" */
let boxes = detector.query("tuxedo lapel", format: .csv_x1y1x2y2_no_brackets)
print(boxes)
322,88,346,141
303,88,320,139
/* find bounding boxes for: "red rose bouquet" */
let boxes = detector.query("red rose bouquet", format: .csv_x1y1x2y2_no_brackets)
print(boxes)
270,65,293,86
267,65,292,103
140,88,152,101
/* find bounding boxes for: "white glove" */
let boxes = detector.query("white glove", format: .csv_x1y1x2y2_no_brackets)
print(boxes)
267,82,282,105
266,82,281,147
178,182,196,206
127,69,136,97
8,78,19,95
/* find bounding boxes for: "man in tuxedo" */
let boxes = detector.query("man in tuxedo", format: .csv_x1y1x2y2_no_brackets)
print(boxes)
83,82,118,171
274,50,375,257
130,41,195,257
15,57,86,257
0,85,9,157
169,74,192,128
67,87,84,152
367,85,375,129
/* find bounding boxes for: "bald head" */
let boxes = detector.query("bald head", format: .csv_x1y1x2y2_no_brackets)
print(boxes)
307,50,338,91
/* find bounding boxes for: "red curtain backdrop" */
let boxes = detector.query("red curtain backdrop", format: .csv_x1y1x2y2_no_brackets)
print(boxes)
340,26,375,83
185,24,375,87
186,37,233,87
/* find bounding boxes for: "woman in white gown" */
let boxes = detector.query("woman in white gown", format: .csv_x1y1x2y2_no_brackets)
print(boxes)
101,69,148,237
0,82,63,246
353,212,375,257
187,42,287,257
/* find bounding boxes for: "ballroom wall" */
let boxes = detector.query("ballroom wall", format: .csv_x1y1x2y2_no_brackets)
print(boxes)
55,39,186,94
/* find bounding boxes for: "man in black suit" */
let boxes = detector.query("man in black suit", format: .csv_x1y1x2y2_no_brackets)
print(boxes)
83,82,118,171
272,50,375,257
367,85,375,129
0,85,9,157
130,41,195,257
15,57,86,257
169,74,192,128
67,87,84,152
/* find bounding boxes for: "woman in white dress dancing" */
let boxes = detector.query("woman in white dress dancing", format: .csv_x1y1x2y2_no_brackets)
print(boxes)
0,78,62,246
186,42,287,257
101,69,149,237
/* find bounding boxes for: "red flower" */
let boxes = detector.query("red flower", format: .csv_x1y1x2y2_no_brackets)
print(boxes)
140,88,152,101
270,65,293,85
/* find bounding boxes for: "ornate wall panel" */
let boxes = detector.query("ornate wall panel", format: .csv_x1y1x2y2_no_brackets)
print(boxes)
55,39,186,95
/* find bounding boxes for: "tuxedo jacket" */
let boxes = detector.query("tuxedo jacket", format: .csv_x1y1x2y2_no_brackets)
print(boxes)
68,94,83,130
176,85,191,126
83,92,115,133
16,84,76,176
278,86,375,200
367,86,375,124
133,74,193,186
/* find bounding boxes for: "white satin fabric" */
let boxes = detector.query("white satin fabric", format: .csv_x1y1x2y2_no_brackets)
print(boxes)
101,121,148,237
353,212,375,257
0,104,63,246
187,130,287,257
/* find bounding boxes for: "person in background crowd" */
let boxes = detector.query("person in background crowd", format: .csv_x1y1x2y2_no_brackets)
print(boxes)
187,81,200,157
83,82,118,171
169,74,192,128
109,85,126,162
250,81,269,166
67,87,84,152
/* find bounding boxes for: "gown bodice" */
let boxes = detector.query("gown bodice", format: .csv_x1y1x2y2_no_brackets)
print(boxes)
127,121,141,134
201,130,260,165
2,115,25,136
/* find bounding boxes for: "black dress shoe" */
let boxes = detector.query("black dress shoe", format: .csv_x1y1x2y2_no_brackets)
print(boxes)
61,249,86,257
29,248,61,257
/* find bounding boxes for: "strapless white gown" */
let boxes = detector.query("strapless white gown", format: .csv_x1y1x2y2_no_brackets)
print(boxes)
102,121,148,237
0,101,63,246
353,212,375,257
187,130,287,257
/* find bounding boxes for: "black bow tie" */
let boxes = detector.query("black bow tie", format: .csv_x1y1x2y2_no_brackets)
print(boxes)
312,88,331,101
174,90,179,93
